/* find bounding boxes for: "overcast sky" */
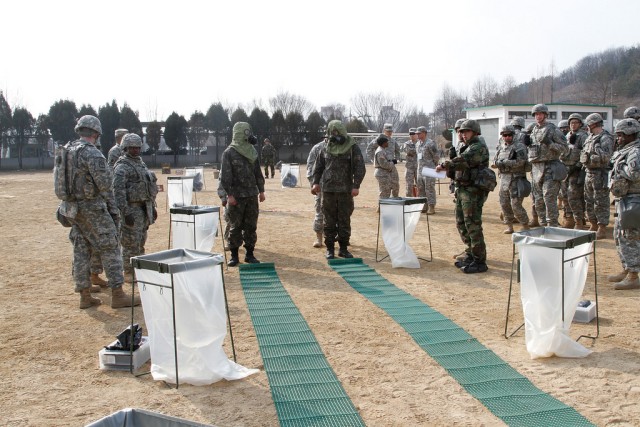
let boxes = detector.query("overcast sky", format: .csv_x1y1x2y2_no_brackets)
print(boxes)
2,0,638,122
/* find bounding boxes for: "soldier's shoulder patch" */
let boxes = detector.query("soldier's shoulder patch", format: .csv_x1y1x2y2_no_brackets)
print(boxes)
92,158,107,170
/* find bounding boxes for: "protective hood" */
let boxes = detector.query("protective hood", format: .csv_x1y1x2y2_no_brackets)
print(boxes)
229,122,258,163
326,120,355,156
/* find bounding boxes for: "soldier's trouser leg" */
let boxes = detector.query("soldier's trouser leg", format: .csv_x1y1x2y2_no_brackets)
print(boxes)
585,171,610,225
322,192,353,246
120,208,149,276
224,207,230,242
499,180,515,222
269,164,275,177
615,217,640,273
313,192,323,233
455,187,486,262
424,177,437,207
390,167,400,198
90,253,103,275
567,176,584,219
376,175,392,199
264,166,269,177
417,175,427,197
405,169,417,197
508,181,529,224
227,196,259,250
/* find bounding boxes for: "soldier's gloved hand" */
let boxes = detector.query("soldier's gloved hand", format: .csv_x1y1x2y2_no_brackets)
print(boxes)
152,208,158,221
392,159,398,164
125,214,135,226
569,134,577,145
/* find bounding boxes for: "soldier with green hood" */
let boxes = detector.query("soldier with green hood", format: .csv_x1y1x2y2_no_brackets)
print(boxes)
311,120,366,259
220,122,266,266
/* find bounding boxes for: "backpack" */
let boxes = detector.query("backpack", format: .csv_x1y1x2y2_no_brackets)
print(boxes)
53,143,74,201
474,166,497,192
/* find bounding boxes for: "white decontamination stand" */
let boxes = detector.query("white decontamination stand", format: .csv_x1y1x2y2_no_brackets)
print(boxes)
131,249,258,387
504,227,599,359
166,176,195,211
280,163,300,188
184,166,205,191
376,197,432,268
169,205,226,264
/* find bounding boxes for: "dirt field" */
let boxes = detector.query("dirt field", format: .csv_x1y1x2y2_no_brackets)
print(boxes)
1,164,639,426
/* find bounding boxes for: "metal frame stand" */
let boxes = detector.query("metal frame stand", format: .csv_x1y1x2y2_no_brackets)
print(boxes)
165,176,195,212
504,238,599,342
167,205,227,265
375,197,432,263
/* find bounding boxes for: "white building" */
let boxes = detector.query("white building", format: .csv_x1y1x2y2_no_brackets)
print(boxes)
465,103,615,151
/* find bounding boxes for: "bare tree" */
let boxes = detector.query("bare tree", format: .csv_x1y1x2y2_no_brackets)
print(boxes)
432,84,467,131
268,91,315,118
470,75,499,107
500,75,517,104
349,92,411,132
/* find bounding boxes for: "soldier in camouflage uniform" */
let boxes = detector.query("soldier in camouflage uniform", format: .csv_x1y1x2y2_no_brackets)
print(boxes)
261,138,276,178
560,113,588,229
221,122,266,266
63,116,139,309
216,178,230,251
374,134,395,201
491,125,530,234
437,120,490,273
607,118,640,290
581,113,614,239
510,117,527,147
623,106,640,121
557,120,571,214
312,120,366,259
528,104,568,227
107,128,128,169
113,134,158,281
307,140,325,248
416,126,439,214
403,128,418,196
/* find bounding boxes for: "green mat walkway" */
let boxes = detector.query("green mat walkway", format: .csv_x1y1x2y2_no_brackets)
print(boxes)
328,258,593,427
239,263,365,427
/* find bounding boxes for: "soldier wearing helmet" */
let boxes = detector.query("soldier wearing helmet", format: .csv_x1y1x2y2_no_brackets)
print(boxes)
107,128,129,169
607,118,640,290
63,116,139,309
558,113,589,229
403,128,419,197
558,120,570,136
113,133,158,284
528,104,568,227
260,138,276,179
436,119,490,274
623,106,640,121
492,125,530,234
580,113,614,239
510,116,528,147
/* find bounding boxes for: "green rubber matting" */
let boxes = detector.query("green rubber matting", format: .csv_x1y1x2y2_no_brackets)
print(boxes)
328,258,593,427
239,263,365,427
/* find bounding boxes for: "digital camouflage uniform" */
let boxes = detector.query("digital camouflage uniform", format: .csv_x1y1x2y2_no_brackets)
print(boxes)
374,143,395,199
221,123,265,252
367,136,400,195
261,142,276,178
442,135,490,264
307,141,325,233
493,137,529,225
404,139,418,196
528,122,568,227
581,130,614,226
561,128,588,222
112,135,158,277
312,121,366,249
107,144,124,169
417,137,440,207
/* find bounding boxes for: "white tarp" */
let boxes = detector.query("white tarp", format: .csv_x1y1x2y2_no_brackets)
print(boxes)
379,198,424,268
167,177,194,208
170,206,219,252
281,163,300,188
134,249,258,385
514,227,594,359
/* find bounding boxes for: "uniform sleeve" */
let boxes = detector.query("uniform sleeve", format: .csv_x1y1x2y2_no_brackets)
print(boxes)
352,145,366,189
220,150,233,196
394,141,401,160
375,150,393,171
366,140,376,162
112,165,128,214
312,148,326,186
87,149,118,214
549,128,568,156
596,133,615,167
254,159,265,193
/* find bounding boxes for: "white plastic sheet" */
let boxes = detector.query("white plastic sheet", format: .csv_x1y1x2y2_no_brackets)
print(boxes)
170,206,219,252
167,177,194,208
514,227,593,359
184,166,205,191
281,163,300,188
421,167,446,179
379,199,424,268
135,250,258,385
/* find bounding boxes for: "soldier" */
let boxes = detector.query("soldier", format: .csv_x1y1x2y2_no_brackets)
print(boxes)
528,104,568,227
510,116,527,146
416,126,439,214
607,118,640,290
560,113,588,229
312,120,366,259
374,134,394,204
220,122,266,266
63,116,138,309
623,106,640,121
558,120,570,136
556,120,571,214
261,138,276,179
113,134,158,282
436,120,490,273
404,128,418,196
306,139,325,248
491,125,530,234
107,128,128,169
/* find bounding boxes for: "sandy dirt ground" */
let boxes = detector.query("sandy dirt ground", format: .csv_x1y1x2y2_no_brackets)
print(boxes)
1,163,639,427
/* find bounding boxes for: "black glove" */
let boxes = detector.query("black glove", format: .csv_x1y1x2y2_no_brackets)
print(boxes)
569,133,577,145
125,214,135,226
152,207,158,221
449,146,457,159
392,159,398,164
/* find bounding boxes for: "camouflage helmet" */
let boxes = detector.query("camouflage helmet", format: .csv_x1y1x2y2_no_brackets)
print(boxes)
74,115,102,135
525,123,536,134
585,113,603,127
500,125,515,136
121,133,143,149
623,106,640,120
614,118,640,135
568,113,583,126
531,104,549,115
459,119,481,135
558,120,569,129
114,128,128,138
510,116,525,128
454,118,466,130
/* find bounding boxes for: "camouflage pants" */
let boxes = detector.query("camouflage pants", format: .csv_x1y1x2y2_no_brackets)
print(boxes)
531,164,561,226
227,196,259,250
405,165,417,197
499,177,529,224
120,206,149,275
418,176,437,206
390,166,400,197
565,174,585,219
614,209,640,272
223,206,230,242
584,170,610,225
321,192,354,247
263,160,275,178
308,177,323,233
375,172,394,199
90,253,103,275
455,186,487,262
68,202,124,292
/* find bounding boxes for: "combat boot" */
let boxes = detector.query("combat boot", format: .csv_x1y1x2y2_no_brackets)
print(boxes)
528,216,540,227
228,248,240,267
325,244,335,260
503,224,514,234
596,224,608,240
563,216,575,229
607,270,628,282
244,248,260,264
461,260,488,274
79,288,102,309
313,232,323,248
426,205,436,215
91,273,109,288
111,286,141,308
454,253,473,268
614,272,640,290
588,220,598,232
338,244,353,258
574,218,585,230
